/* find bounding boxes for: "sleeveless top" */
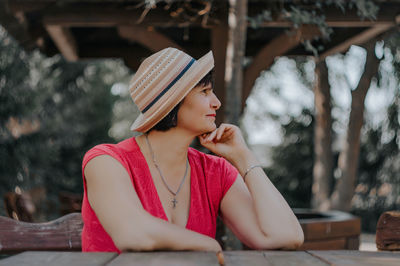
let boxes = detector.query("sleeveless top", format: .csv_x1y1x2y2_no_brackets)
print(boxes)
81,137,238,252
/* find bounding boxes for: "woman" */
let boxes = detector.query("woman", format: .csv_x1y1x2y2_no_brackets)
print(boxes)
81,48,304,253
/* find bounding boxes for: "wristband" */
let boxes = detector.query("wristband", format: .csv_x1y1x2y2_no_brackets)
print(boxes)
242,164,263,181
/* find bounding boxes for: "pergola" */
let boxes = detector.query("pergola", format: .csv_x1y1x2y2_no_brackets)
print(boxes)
1,0,399,123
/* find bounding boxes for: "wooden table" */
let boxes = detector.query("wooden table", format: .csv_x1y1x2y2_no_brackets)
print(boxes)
1,250,400,266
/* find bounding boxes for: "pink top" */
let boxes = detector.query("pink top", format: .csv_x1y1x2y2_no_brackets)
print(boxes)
81,137,238,252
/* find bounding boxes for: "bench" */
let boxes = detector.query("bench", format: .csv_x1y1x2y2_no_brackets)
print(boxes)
0,213,83,254
0,209,362,253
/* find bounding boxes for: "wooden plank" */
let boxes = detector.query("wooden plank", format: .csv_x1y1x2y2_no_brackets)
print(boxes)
117,25,182,53
106,251,219,266
40,7,216,28
0,251,60,266
0,213,83,253
223,251,269,266
308,250,400,266
10,2,399,28
263,251,329,266
45,25,79,61
297,237,347,250
52,252,118,266
0,251,117,266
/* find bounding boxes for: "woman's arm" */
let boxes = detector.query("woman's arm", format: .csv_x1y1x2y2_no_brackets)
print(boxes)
84,155,221,252
199,124,304,250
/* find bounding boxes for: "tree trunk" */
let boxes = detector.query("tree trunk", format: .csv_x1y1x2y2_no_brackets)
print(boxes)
330,40,381,211
224,0,247,125
312,60,333,211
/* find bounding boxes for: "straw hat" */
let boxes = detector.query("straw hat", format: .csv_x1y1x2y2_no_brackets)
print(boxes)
129,47,214,132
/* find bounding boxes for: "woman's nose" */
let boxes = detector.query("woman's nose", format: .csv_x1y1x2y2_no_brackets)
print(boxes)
211,93,221,110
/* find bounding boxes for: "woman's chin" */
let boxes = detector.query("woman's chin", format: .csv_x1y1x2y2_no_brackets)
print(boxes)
199,124,217,134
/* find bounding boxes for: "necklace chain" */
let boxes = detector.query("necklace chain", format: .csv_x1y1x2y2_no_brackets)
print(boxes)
145,134,189,208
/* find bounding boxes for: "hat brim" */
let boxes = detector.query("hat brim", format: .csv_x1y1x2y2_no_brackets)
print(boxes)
130,51,214,133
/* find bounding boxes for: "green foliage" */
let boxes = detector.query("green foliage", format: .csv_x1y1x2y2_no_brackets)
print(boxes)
265,109,314,208
0,26,130,219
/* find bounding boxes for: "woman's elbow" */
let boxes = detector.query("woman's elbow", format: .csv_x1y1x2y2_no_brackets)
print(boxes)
284,233,304,250
252,229,304,250
281,228,304,250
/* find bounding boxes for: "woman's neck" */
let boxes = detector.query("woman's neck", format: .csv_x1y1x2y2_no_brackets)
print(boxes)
143,128,194,166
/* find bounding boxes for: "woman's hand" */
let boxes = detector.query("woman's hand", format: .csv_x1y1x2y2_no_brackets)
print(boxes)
199,123,250,164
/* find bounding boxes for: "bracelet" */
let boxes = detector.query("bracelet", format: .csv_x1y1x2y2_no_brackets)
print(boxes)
242,164,263,181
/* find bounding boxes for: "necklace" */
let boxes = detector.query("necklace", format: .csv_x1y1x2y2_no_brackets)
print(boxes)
145,134,189,209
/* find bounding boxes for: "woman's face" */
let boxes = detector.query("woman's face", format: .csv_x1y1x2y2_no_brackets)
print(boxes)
177,83,221,134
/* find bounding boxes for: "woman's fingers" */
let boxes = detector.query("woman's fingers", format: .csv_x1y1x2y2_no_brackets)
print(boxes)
203,124,235,143
216,124,228,140
205,129,218,142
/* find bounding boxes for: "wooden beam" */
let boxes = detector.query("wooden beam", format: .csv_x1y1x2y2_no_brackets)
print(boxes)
318,23,396,62
41,12,399,29
9,1,400,28
117,25,183,52
256,21,396,28
242,25,320,109
44,25,78,61
40,8,217,28
211,15,228,125
77,44,210,62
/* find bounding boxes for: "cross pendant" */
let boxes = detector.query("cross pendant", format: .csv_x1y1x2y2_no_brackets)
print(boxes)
172,198,178,208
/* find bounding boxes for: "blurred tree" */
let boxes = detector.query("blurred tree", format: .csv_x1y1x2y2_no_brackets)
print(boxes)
0,26,130,220
353,33,400,231
329,39,382,211
265,108,315,208
255,32,399,231
353,92,400,232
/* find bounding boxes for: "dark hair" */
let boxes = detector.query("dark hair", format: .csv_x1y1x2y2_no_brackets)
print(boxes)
150,70,214,132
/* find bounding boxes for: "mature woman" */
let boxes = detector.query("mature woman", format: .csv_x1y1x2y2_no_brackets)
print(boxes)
81,48,304,253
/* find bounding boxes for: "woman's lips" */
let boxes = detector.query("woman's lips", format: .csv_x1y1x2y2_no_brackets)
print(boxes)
206,114,216,120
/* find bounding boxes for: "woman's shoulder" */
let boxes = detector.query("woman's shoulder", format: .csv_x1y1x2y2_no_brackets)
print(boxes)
83,137,139,166
85,137,136,155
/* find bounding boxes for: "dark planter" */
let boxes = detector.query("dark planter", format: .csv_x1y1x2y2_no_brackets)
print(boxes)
294,209,361,250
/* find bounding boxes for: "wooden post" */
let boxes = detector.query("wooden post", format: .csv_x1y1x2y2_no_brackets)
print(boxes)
211,10,228,125
117,25,183,53
312,60,333,211
221,0,248,250
224,0,247,126
45,25,78,61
